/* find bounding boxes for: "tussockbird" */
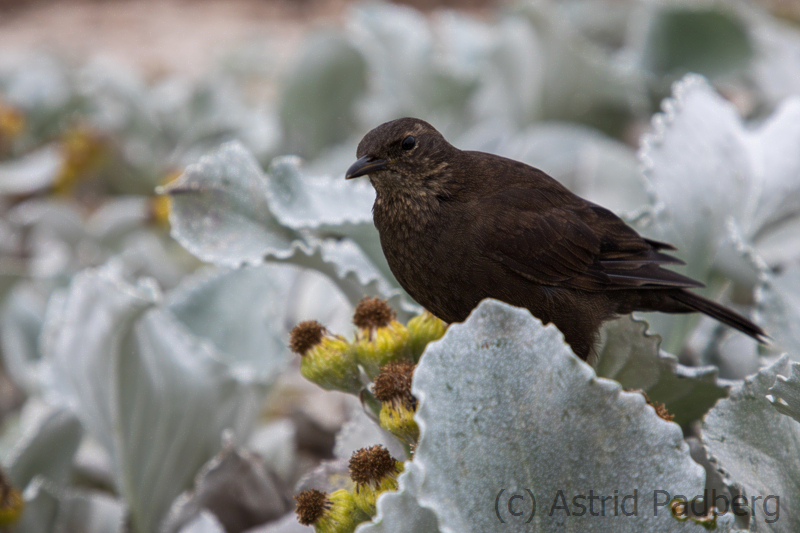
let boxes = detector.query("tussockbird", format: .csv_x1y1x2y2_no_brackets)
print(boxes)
345,117,767,360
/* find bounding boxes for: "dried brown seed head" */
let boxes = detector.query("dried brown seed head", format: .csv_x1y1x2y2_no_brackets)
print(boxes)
627,389,674,423
294,488,330,525
373,361,416,407
353,297,396,330
651,401,674,422
289,320,326,355
349,445,399,486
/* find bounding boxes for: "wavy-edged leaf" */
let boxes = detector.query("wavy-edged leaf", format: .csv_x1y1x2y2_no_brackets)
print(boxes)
163,141,296,267
41,264,264,533
163,440,291,533
355,461,440,533
756,265,800,361
767,361,800,423
412,299,729,532
334,404,406,462
642,75,800,277
0,282,49,393
636,5,752,78
0,144,61,194
4,399,82,489
164,142,411,313
517,1,647,134
266,156,374,232
54,488,125,533
166,265,294,381
242,512,312,533
638,75,800,351
19,476,59,533
264,156,394,283
703,355,799,531
595,316,730,426
279,30,367,157
178,511,226,533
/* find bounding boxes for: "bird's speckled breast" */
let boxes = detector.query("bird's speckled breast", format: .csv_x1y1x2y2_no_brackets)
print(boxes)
373,191,481,322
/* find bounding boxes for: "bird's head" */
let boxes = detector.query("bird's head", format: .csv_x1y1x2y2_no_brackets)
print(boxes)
345,118,456,196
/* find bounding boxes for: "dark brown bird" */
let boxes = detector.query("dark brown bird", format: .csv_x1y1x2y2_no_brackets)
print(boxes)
345,117,767,360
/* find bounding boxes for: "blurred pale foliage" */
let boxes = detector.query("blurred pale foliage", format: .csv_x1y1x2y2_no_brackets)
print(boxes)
0,1,798,532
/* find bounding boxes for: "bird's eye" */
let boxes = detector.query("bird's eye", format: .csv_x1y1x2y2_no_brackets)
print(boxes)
401,136,416,151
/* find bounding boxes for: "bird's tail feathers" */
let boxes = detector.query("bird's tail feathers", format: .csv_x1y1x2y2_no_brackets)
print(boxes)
670,290,769,344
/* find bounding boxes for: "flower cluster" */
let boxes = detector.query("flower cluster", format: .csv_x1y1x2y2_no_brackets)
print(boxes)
295,445,404,533
289,299,445,531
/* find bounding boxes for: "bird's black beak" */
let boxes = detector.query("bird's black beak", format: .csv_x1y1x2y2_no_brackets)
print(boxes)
345,156,388,180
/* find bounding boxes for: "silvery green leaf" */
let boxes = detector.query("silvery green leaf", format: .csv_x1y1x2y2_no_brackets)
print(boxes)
162,441,291,533
355,461,440,533
117,231,191,291
86,196,150,245
594,316,730,426
282,268,354,339
247,420,297,485
294,459,354,495
594,316,663,391
163,141,296,267
347,2,476,128
638,75,800,351
20,480,121,533
265,156,393,283
1,53,71,117
767,361,800,423
517,1,646,131
635,4,752,79
0,144,61,195
703,355,799,531
269,238,415,319
751,14,800,103
645,362,730,429
756,265,800,360
243,513,311,533
41,264,265,533
55,489,125,533
279,30,367,157
178,511,226,533
642,75,800,281
8,198,85,249
1,282,49,393
412,299,719,532
265,155,372,236
4,399,82,489
166,265,294,381
18,476,59,533
40,266,155,456
334,403,406,462
466,15,542,127
72,436,115,493
164,143,406,312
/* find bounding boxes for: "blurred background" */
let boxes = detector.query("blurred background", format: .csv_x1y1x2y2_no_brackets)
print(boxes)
1,1,800,532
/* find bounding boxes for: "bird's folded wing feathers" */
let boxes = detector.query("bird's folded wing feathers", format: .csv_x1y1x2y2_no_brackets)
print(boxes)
478,190,704,291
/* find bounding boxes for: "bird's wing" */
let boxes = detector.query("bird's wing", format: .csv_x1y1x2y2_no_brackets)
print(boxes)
478,189,703,291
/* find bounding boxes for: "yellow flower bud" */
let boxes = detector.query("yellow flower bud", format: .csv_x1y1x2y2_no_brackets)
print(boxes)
373,361,419,446
295,488,369,533
406,310,447,362
0,470,23,527
290,320,361,394
351,297,412,379
348,445,404,516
